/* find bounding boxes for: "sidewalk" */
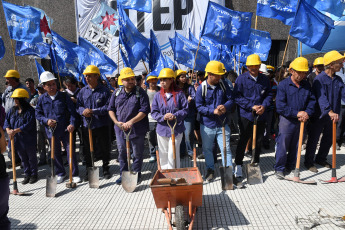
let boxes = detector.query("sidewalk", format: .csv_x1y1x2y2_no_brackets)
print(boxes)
5,141,345,229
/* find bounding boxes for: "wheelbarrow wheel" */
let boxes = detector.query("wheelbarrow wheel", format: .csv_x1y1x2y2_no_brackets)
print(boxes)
175,205,186,230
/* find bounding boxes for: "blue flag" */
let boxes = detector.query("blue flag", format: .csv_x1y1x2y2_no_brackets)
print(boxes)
0,37,5,60
119,37,130,68
188,29,199,44
32,6,53,43
2,1,43,44
118,5,150,69
149,30,161,71
201,2,252,46
256,0,298,26
35,59,45,82
15,41,50,58
306,0,345,18
118,0,152,13
79,37,117,75
201,37,222,61
91,2,119,35
240,29,272,62
290,0,335,50
164,55,178,70
220,46,234,71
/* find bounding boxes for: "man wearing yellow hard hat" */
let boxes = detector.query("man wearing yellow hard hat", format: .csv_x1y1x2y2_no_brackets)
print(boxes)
108,67,150,185
307,57,324,86
305,50,345,173
195,61,234,181
77,65,112,181
274,57,316,179
233,54,273,178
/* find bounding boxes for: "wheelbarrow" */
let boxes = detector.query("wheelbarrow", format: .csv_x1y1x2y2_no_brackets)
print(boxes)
150,120,203,230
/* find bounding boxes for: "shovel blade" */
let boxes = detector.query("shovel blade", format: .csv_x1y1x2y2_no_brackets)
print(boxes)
245,164,263,185
46,176,57,197
122,171,138,193
88,167,99,188
220,166,233,190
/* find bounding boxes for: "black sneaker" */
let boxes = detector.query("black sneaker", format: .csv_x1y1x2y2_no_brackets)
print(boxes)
84,173,89,182
37,161,47,167
197,154,205,159
205,169,214,182
245,150,252,158
29,175,38,184
115,177,122,185
137,173,142,185
315,161,331,169
22,176,30,185
275,171,284,180
103,170,111,180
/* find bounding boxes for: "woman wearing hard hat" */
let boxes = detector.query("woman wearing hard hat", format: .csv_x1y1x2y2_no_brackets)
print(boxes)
4,88,38,184
151,68,188,169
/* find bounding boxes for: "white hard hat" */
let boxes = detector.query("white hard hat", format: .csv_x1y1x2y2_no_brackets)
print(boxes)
259,64,269,76
40,71,57,83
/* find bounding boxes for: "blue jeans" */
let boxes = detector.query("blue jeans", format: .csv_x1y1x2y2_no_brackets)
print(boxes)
200,124,233,170
184,117,195,156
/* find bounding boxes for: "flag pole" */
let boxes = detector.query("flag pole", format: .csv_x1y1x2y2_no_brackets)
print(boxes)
255,16,258,30
192,37,202,75
238,50,241,75
173,60,176,71
52,45,63,89
141,59,148,73
10,39,18,71
117,43,120,74
299,41,302,57
277,35,291,82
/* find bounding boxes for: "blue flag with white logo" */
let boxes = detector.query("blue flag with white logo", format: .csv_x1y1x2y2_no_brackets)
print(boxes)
201,37,222,61
118,5,150,69
306,0,345,18
92,2,119,35
290,0,334,50
35,59,45,82
220,46,234,71
79,37,117,75
118,0,152,13
164,55,178,70
149,30,161,72
240,29,272,62
119,36,130,68
2,0,43,44
0,37,5,60
201,1,252,46
189,29,199,44
15,41,50,58
256,0,298,26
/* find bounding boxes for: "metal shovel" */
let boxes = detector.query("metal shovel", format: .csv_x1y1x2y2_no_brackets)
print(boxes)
219,118,233,190
66,132,76,189
167,119,177,168
46,126,57,197
122,128,137,193
245,112,263,185
87,118,99,188
285,121,316,184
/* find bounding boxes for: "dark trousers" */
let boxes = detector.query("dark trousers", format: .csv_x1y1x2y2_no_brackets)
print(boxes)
37,122,49,163
305,116,332,167
235,117,265,165
82,126,110,172
336,106,345,145
148,122,157,157
0,176,10,230
17,145,37,177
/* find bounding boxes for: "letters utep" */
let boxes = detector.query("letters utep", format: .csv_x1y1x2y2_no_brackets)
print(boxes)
15,41,50,59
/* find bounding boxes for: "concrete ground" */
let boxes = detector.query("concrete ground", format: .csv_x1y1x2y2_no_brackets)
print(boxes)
4,138,345,230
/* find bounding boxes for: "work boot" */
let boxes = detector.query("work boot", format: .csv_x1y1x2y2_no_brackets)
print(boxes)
22,176,30,185
84,172,89,182
307,166,318,173
103,170,111,180
244,150,252,158
205,169,214,182
234,165,243,178
315,161,331,169
29,175,38,184
115,176,122,185
275,171,284,180
137,172,142,185
197,153,205,159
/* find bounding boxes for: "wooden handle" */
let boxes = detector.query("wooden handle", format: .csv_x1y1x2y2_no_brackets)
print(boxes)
252,125,257,150
171,134,176,168
51,136,55,160
157,178,173,185
69,132,73,183
295,121,305,170
332,121,336,169
88,128,94,152
222,126,226,167
10,138,16,182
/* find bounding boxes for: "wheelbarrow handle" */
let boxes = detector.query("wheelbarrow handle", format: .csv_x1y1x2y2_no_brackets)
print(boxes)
156,146,161,171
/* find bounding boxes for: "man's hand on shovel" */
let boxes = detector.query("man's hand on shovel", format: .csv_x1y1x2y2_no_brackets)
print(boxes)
67,125,75,133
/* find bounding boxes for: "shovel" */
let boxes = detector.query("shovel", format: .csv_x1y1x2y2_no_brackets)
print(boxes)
122,128,137,193
219,117,233,190
66,131,76,189
167,118,177,168
87,117,99,188
46,126,57,197
10,137,25,196
320,121,345,184
285,121,316,184
245,111,263,185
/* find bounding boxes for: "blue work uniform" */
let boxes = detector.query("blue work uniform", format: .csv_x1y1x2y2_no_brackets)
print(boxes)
108,86,150,175
305,71,345,167
0,154,10,230
36,92,78,177
275,77,315,172
4,106,37,177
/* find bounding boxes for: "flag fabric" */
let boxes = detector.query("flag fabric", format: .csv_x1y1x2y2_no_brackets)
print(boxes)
306,0,345,19
0,37,5,60
201,37,222,61
118,0,152,13
118,5,150,69
256,0,298,26
290,0,334,50
32,6,53,43
201,1,252,46
149,30,161,71
220,45,234,71
169,37,175,53
119,37,130,68
164,55,178,70
240,29,272,62
188,29,199,44
15,41,50,58
91,2,119,35
35,59,45,82
2,0,43,44
79,37,117,75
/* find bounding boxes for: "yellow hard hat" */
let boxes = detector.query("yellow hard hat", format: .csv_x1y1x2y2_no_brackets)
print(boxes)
11,88,29,98
146,75,158,82
175,70,187,77
83,65,100,75
266,65,275,71
324,50,344,66
158,68,175,79
221,62,225,70
289,57,309,72
4,70,20,79
246,54,262,66
313,57,324,66
205,61,225,77
120,67,135,80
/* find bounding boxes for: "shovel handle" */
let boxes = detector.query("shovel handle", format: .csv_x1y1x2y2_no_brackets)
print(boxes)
10,138,16,182
88,127,95,167
332,120,336,169
222,126,226,167
126,138,131,171
193,147,197,168
51,135,55,177
69,132,73,183
295,121,305,170
167,119,177,168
